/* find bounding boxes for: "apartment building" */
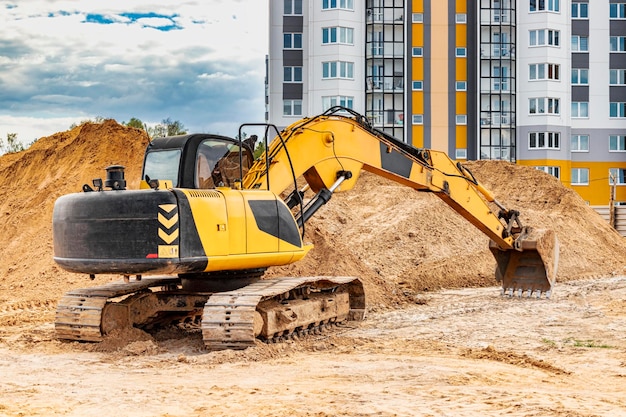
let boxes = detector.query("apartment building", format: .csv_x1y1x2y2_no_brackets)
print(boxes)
267,0,365,128
267,0,626,205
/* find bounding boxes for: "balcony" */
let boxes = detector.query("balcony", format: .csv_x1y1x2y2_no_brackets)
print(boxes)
367,42,405,58
480,78,512,93
366,76,404,92
480,46,515,59
366,110,404,127
366,8,404,24
480,113,515,127
480,9,513,25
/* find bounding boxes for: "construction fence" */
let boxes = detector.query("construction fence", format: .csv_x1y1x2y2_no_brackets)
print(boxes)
592,205,626,237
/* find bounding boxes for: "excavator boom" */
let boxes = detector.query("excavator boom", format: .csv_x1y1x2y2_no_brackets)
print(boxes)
243,107,558,295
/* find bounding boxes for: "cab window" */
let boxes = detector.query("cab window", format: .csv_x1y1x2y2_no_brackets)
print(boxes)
196,139,253,188
143,149,181,187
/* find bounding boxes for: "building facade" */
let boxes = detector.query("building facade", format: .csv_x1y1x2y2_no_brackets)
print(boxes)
267,0,626,205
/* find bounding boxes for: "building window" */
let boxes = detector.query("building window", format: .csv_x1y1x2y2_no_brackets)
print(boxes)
284,33,302,49
610,102,626,118
412,80,423,90
456,81,467,91
529,97,560,115
456,114,467,125
284,66,302,82
610,36,626,52
571,35,588,52
456,13,467,23
493,66,509,91
412,114,424,125
530,0,560,12
572,102,589,118
322,96,354,111
284,0,303,15
283,100,302,116
322,0,354,10
322,61,354,79
609,168,626,185
536,166,561,179
456,148,467,159
610,69,626,85
610,135,626,151
412,47,423,57
571,135,589,152
322,27,354,45
455,47,467,57
571,3,588,18
571,68,588,85
412,13,424,23
530,29,560,46
529,63,560,80
610,3,626,19
529,132,561,149
571,168,589,185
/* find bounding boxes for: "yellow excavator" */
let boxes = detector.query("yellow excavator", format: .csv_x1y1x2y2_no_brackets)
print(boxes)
53,107,559,349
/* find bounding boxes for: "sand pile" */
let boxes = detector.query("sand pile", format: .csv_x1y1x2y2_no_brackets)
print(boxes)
0,121,624,310
267,165,626,306
0,120,148,304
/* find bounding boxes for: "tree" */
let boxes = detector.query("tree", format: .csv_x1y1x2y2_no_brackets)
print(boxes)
0,133,24,154
163,118,187,136
69,116,105,130
253,140,266,159
146,118,187,139
124,117,146,130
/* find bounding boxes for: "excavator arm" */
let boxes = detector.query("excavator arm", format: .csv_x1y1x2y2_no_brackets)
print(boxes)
243,107,558,296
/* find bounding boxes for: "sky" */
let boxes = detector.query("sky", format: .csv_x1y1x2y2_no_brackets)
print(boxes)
0,0,269,147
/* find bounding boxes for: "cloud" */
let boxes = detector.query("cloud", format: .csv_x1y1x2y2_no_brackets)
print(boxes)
0,0,269,146
83,12,183,31
198,72,238,81
31,94,93,105
0,115,85,145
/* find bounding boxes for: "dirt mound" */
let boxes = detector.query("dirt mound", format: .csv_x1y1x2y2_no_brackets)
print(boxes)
462,345,570,375
467,160,626,279
269,162,626,305
0,120,148,305
0,122,624,314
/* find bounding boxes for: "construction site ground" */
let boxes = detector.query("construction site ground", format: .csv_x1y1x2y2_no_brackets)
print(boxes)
1,121,625,416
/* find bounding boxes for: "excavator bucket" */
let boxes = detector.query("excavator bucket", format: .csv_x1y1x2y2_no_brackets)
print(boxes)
489,229,559,298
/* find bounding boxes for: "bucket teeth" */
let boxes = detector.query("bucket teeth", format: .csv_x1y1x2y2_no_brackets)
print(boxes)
490,228,559,300
501,286,552,299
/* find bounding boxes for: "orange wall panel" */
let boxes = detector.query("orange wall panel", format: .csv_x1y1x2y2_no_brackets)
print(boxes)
412,57,424,79
456,92,467,113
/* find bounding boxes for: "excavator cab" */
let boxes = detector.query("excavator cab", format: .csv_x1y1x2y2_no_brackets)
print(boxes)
142,134,255,190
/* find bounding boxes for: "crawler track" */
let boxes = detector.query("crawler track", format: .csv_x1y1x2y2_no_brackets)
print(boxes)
55,277,183,341
55,276,366,349
201,276,365,350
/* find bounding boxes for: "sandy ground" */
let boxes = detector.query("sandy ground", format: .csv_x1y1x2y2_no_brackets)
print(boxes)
1,120,626,417
1,275,625,417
